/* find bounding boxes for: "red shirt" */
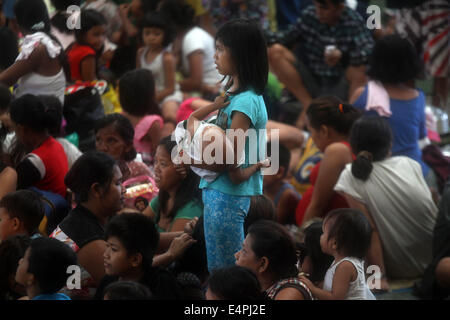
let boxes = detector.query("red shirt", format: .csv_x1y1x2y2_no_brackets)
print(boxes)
30,136,69,197
66,43,96,81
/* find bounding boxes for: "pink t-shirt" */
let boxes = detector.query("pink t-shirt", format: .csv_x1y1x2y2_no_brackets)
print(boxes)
133,115,164,162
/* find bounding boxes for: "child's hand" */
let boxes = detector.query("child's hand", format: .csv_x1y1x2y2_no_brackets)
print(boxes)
100,49,115,64
299,275,315,291
167,233,197,259
174,164,188,179
119,4,131,19
258,159,271,168
324,48,342,67
213,94,230,110
184,217,199,235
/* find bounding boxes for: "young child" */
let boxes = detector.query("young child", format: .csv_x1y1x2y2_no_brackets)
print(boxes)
66,9,107,82
206,265,264,300
263,142,301,225
137,12,182,125
15,237,78,300
299,209,376,300
118,69,165,166
299,220,334,286
0,190,44,242
0,235,30,300
243,195,276,236
195,19,269,272
174,94,270,184
95,212,184,300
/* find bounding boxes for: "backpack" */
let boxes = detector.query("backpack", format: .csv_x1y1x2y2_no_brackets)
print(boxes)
422,144,450,194
63,83,105,152
30,187,70,236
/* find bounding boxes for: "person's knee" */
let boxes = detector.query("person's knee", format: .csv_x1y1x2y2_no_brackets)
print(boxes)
436,257,450,288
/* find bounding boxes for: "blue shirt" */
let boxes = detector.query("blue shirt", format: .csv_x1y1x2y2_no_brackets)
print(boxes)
353,85,429,176
199,90,268,196
32,293,71,300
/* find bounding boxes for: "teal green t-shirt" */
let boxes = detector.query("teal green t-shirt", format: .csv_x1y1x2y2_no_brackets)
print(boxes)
150,196,203,233
199,90,268,196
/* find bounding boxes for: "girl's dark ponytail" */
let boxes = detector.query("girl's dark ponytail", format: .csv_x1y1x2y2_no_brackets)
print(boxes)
349,116,393,181
351,151,374,181
306,96,361,135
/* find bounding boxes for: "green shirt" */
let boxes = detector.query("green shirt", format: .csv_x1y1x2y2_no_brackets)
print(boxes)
150,196,203,233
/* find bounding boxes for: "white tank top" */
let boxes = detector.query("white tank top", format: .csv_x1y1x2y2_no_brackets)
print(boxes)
140,47,165,91
173,120,244,182
15,69,66,105
323,257,376,300
14,32,66,104
140,46,181,93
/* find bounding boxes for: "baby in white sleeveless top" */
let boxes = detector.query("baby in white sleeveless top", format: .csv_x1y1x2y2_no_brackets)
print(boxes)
299,209,376,300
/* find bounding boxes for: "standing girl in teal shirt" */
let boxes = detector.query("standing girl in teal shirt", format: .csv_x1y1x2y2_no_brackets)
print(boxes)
196,19,268,272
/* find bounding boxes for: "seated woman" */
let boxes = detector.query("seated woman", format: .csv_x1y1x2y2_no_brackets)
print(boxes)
95,113,153,181
143,136,203,233
50,151,124,299
0,0,67,104
295,96,361,226
335,116,438,291
10,94,68,198
50,151,196,299
235,220,313,300
350,35,430,179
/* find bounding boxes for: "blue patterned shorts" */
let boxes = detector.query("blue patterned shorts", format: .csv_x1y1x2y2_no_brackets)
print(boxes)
202,188,251,273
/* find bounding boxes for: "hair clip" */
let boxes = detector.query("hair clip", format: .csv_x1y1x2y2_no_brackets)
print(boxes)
339,104,344,113
357,151,373,161
31,21,45,31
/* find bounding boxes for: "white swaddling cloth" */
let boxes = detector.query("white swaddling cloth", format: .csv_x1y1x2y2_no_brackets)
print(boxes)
174,120,245,182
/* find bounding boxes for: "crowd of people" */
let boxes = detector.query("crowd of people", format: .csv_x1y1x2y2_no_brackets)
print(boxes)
0,0,449,301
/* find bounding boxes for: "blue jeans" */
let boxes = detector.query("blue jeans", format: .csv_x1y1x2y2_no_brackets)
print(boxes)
202,188,251,273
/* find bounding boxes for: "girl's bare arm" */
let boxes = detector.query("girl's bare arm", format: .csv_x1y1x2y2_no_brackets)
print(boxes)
156,52,177,102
